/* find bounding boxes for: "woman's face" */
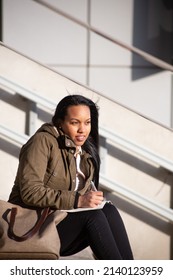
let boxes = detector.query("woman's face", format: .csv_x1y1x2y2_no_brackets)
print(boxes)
60,105,91,148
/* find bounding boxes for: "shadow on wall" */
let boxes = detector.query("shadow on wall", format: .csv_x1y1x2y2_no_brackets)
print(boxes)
1,88,53,135
132,0,173,80
104,142,173,259
104,193,173,259
107,142,172,183
1,138,173,259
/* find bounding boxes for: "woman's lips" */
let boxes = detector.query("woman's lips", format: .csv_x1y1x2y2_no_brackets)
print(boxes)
76,135,85,142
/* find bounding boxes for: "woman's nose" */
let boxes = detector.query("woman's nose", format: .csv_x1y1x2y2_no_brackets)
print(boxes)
78,123,85,132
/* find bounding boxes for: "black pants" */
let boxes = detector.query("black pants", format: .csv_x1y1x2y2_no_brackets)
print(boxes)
57,203,133,260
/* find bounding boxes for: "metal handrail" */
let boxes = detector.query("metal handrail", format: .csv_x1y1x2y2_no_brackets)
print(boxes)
100,174,173,223
0,75,56,111
1,2,173,223
1,123,173,223
0,124,29,145
33,0,173,72
99,126,173,172
1,74,173,172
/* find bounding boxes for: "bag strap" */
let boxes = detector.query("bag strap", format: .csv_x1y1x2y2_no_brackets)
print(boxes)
8,207,50,242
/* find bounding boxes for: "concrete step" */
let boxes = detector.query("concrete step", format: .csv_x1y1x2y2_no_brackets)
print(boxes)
60,247,94,260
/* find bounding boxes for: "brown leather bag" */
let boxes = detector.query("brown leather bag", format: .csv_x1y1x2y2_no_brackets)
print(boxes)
0,200,67,259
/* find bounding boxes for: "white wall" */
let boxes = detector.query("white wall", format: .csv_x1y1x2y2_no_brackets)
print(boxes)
1,44,173,259
2,0,173,126
1,0,173,260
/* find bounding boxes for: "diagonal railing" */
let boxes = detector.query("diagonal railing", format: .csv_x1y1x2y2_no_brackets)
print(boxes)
33,0,173,72
1,74,173,172
1,74,173,223
1,2,173,222
1,123,173,223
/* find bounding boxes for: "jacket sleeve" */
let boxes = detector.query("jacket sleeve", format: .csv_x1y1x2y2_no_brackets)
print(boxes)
17,133,77,210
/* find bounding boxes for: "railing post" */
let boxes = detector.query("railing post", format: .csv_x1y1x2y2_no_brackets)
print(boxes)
171,74,173,128
99,135,107,175
26,100,37,136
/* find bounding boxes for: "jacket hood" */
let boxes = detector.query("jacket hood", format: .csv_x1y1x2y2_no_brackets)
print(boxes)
36,122,59,138
36,123,77,150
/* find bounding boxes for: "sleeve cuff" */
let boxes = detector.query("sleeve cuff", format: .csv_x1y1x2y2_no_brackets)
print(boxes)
74,192,80,208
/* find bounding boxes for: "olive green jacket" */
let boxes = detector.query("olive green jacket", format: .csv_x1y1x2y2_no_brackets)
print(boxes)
8,123,95,210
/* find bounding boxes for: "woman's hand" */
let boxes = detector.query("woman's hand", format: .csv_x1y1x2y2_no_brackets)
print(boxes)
77,191,104,208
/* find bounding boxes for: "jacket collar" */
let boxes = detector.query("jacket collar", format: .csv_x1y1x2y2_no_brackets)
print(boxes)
37,123,91,157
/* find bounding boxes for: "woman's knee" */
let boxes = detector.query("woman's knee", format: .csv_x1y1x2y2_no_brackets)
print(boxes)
84,209,108,225
103,202,119,216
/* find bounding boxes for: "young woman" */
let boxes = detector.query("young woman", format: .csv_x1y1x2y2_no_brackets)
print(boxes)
8,94,133,260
